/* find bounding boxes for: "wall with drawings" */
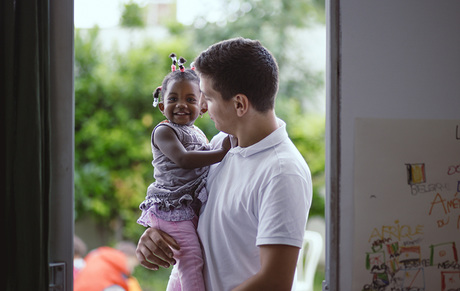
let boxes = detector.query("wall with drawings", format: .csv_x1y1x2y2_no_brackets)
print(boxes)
352,119,460,291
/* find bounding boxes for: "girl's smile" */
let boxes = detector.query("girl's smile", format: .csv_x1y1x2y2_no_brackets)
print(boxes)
159,79,201,126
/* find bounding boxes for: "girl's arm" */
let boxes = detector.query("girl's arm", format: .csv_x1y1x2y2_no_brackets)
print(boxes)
154,125,230,169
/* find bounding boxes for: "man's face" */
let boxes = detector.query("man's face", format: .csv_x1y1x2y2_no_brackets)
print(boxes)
199,76,235,133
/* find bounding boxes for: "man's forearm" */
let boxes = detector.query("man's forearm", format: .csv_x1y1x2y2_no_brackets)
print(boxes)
232,244,299,291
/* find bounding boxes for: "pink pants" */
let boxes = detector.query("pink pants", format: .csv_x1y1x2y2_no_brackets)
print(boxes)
148,214,205,291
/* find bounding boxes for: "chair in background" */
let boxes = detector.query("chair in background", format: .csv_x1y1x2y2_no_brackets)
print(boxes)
295,230,324,291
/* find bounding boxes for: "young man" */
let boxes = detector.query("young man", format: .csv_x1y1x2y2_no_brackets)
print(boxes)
136,37,312,291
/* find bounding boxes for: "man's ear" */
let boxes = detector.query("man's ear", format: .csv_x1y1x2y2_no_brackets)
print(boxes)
233,94,249,117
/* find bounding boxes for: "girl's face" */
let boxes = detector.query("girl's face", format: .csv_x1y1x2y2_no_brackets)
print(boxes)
159,79,201,126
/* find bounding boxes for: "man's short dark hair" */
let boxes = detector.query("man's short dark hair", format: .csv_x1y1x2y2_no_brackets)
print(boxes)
194,37,279,112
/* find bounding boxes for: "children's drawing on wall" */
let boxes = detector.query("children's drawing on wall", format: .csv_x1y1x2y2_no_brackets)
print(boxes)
407,163,426,186
353,119,460,291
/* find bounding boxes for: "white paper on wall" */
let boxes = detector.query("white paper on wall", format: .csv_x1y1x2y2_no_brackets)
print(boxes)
353,118,460,291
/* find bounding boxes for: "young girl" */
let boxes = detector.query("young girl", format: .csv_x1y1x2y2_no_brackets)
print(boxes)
137,54,230,291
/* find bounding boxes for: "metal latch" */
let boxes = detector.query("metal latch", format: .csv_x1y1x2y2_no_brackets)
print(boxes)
49,262,66,291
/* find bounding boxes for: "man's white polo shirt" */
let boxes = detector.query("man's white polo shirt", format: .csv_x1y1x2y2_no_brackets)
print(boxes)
197,119,312,291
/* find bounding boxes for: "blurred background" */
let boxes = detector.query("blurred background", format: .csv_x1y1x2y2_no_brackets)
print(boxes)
74,0,326,289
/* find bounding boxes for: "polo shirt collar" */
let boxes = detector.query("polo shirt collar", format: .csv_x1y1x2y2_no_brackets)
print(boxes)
229,118,287,158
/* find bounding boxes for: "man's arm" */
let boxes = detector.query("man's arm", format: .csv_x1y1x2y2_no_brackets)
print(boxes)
135,227,179,270
232,244,300,291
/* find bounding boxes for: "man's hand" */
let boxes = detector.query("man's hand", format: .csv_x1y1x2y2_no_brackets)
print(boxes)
136,228,180,270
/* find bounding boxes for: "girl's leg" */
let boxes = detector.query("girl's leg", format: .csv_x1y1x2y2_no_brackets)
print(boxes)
167,266,181,291
151,215,205,291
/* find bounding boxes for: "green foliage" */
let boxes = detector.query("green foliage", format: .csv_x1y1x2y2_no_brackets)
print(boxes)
74,0,326,246
75,28,197,239
120,1,146,28
165,20,188,36
276,97,325,217
132,265,172,291
191,0,325,108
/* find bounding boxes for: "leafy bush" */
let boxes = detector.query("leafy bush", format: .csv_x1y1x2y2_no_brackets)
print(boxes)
75,0,326,246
